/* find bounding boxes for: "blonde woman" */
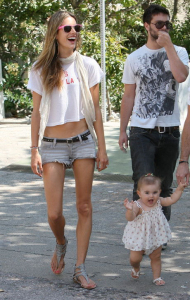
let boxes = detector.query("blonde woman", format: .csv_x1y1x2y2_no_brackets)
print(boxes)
27,10,108,289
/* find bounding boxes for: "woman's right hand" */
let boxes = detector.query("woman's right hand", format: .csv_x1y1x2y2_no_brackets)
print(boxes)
31,149,43,177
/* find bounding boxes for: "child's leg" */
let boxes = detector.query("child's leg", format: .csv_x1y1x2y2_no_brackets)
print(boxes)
130,250,144,278
149,246,165,285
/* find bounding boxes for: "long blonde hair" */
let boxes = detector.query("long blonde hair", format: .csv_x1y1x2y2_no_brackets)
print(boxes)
34,10,81,94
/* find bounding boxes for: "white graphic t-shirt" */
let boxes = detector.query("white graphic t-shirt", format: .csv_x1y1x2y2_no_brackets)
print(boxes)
122,45,189,128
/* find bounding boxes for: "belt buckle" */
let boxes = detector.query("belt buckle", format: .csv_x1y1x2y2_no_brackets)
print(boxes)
158,126,165,133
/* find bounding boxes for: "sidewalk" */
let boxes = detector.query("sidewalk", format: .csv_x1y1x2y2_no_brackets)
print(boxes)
0,121,190,300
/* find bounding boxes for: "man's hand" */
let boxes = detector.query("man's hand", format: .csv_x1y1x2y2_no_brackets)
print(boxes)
119,132,128,153
156,31,172,48
176,163,190,185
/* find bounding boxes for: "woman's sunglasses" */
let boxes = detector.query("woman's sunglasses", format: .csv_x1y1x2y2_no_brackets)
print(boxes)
58,24,82,33
151,21,173,30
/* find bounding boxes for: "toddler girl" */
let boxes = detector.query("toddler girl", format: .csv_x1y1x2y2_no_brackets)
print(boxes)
122,174,187,286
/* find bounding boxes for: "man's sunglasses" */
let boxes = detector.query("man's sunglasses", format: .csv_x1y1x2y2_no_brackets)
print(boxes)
151,21,173,30
58,24,82,33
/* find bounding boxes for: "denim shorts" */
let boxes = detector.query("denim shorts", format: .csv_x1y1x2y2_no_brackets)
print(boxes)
40,130,96,168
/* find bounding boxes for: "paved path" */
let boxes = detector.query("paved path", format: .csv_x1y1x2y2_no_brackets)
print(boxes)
0,121,190,299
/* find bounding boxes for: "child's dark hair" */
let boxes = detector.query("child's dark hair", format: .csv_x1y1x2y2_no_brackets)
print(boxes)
143,4,170,24
137,174,162,190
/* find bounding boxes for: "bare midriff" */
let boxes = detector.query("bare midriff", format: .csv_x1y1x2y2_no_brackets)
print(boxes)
44,118,88,139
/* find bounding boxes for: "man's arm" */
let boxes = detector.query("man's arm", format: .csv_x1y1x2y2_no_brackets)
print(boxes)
176,105,190,184
118,84,136,151
156,31,189,83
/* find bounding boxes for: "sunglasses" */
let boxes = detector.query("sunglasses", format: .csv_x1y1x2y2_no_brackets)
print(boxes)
58,24,82,33
151,21,173,30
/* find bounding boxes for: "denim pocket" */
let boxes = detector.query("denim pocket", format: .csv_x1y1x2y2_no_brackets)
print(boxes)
170,129,180,140
129,127,148,140
40,140,54,149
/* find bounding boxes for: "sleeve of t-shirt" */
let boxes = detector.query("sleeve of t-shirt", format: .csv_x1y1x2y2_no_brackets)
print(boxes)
122,55,136,84
84,57,104,88
27,66,43,96
176,46,189,66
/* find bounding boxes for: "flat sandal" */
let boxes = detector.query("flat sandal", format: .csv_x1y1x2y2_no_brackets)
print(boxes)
51,237,68,275
73,263,96,289
153,277,165,286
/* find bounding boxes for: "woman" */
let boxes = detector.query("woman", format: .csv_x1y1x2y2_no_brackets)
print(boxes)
27,10,108,289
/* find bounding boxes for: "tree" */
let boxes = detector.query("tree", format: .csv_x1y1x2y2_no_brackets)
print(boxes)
0,0,189,117
0,0,72,116
170,3,190,56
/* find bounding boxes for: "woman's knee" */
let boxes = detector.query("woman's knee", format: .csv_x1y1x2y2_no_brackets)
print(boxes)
76,201,92,217
48,211,63,223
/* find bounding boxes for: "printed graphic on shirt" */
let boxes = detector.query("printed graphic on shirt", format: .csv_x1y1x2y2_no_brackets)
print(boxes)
134,52,176,119
64,70,79,85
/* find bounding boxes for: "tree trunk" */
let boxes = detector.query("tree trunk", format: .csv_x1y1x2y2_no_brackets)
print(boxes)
106,90,112,117
172,0,178,22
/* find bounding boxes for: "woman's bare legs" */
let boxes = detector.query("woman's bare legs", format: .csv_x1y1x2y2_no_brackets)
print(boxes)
149,246,165,285
43,162,66,274
130,250,144,278
73,158,96,288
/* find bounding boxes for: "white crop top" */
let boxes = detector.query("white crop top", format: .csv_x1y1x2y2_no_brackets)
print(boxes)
27,55,104,126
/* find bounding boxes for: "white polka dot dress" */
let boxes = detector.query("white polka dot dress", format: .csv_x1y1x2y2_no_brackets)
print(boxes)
122,199,172,255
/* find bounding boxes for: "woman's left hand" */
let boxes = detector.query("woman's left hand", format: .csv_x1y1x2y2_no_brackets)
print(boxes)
96,150,109,172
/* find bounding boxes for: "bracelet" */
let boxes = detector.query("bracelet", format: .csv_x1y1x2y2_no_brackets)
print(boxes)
30,146,39,150
179,160,189,164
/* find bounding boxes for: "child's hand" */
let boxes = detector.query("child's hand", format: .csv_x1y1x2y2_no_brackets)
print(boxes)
178,181,188,191
124,198,135,210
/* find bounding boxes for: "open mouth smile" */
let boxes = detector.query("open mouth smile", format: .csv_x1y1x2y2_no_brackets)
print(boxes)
148,199,154,204
68,37,76,42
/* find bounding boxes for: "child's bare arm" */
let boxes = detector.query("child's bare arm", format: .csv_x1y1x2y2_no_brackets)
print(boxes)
124,198,139,221
160,182,187,206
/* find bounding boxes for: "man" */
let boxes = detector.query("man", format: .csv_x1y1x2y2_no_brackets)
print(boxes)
176,87,190,184
119,4,189,226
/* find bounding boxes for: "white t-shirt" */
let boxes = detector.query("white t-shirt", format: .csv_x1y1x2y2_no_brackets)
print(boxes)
27,55,104,126
122,45,189,128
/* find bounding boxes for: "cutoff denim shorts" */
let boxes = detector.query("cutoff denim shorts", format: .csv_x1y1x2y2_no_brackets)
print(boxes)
40,130,96,169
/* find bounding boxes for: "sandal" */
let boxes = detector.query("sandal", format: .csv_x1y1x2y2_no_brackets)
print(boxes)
73,263,96,289
51,237,68,275
153,277,165,286
131,268,140,279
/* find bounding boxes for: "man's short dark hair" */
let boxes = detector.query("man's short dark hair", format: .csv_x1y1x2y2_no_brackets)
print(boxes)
143,4,170,24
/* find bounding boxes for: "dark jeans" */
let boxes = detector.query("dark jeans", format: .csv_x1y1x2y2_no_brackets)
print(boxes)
129,127,180,221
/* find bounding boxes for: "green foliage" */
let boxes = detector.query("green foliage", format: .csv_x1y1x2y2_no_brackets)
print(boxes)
0,0,72,117
170,6,190,57
105,35,127,111
2,62,32,116
81,29,128,112
4,90,33,117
